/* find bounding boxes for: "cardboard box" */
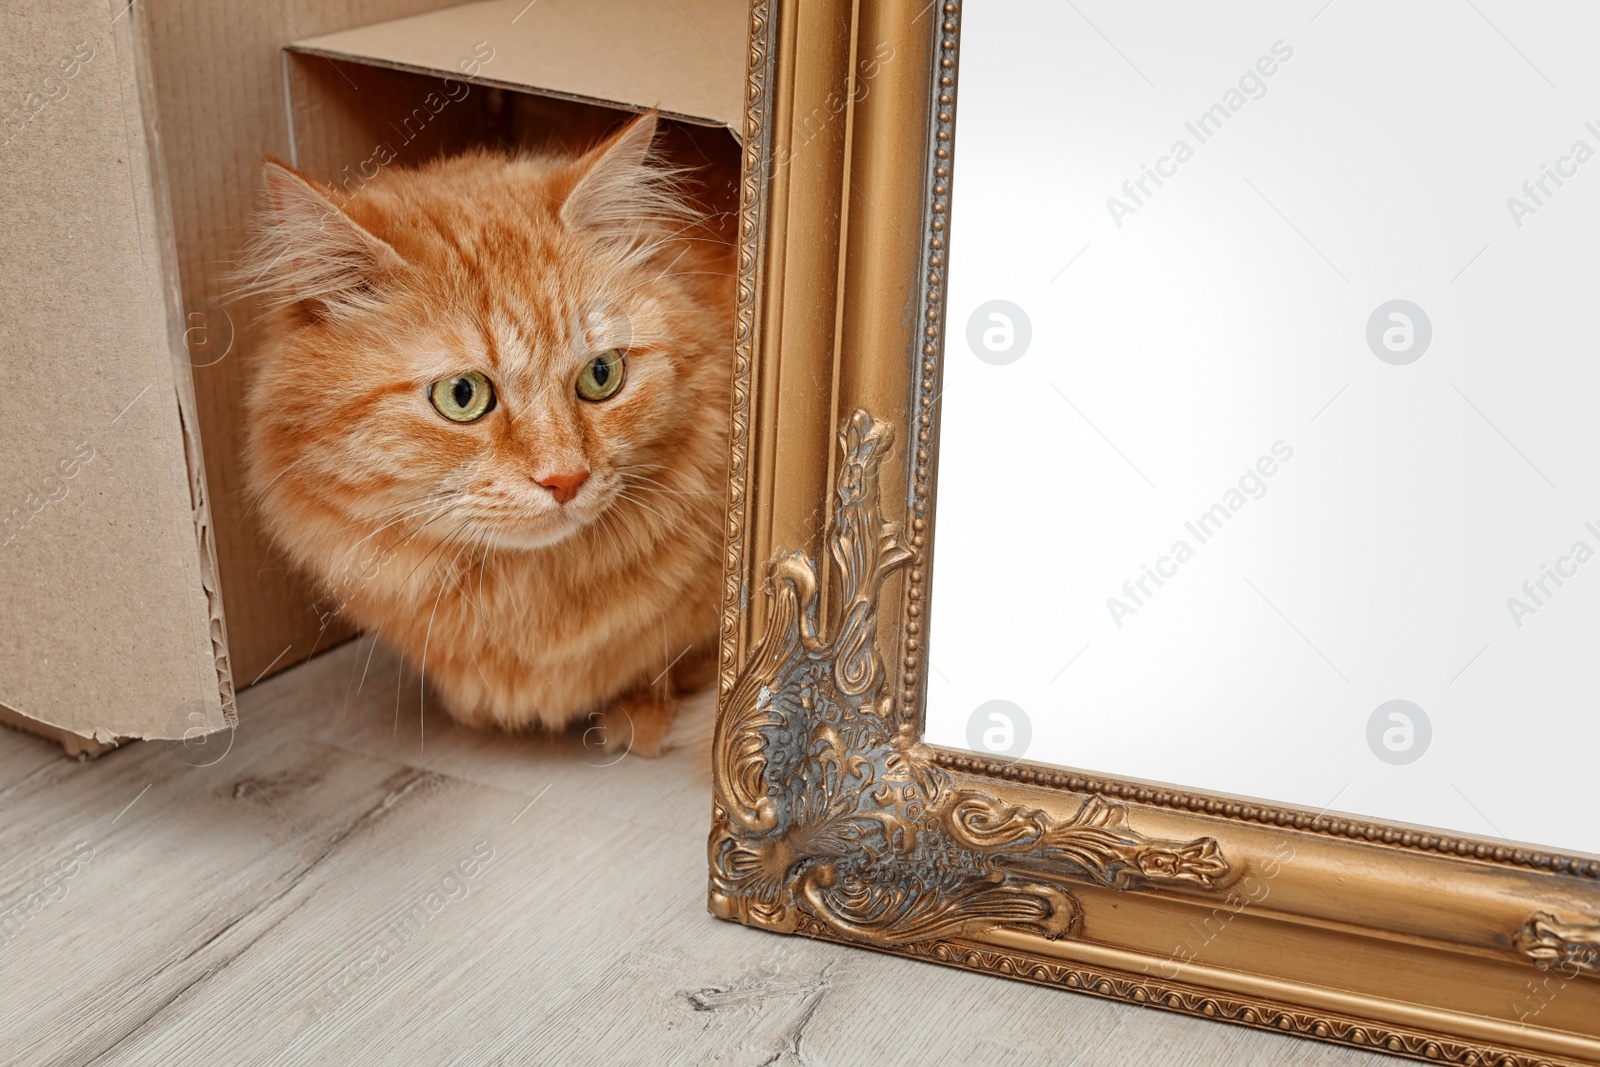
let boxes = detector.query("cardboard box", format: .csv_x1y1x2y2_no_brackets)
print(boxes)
0,0,743,751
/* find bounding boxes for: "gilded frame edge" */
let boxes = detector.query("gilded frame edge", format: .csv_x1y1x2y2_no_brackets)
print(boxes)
710,2,1600,1064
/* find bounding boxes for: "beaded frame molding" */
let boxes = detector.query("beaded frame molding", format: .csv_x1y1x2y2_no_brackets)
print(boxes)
708,2,1600,1064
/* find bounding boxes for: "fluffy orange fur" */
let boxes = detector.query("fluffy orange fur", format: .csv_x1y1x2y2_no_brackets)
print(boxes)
241,114,732,755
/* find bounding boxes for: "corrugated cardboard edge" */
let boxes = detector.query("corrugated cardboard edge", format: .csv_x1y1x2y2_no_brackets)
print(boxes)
130,8,237,735
282,44,744,142
0,704,117,759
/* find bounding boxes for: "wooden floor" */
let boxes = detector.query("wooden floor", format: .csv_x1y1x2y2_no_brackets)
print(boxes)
0,638,1399,1066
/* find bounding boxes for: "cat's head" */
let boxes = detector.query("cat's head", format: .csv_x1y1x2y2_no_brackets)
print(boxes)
240,113,731,561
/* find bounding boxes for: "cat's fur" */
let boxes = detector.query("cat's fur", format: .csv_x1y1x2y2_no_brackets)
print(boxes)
240,114,733,755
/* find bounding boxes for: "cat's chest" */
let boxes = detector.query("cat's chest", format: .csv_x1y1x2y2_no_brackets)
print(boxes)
361,540,712,657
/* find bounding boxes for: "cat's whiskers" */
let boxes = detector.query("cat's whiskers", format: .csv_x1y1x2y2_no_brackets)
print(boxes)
612,488,720,555
335,508,456,575
382,507,477,582
608,505,654,558
336,493,461,558
613,483,718,550
419,517,483,754
341,627,375,720
395,514,480,725
248,450,320,503
615,462,687,485
649,269,733,285
611,210,706,273
589,507,639,565
342,489,461,531
610,245,694,301
612,480,681,518
448,545,556,696
610,255,731,312
399,512,485,593
355,487,472,544
635,216,731,256
620,469,718,501
355,625,384,699
321,501,464,611
616,471,712,514
472,528,496,611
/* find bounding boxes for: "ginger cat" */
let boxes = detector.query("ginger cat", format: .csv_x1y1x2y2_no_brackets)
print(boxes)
240,114,732,756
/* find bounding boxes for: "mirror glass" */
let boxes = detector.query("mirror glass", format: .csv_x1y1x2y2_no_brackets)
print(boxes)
923,0,1600,856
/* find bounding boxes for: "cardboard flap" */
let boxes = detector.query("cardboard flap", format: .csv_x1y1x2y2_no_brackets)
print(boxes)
0,3,227,742
292,0,746,132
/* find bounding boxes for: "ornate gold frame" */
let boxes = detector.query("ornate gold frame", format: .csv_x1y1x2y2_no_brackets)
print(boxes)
708,2,1600,1063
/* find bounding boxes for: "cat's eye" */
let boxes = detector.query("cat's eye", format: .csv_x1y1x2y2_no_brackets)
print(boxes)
575,349,626,402
429,372,495,423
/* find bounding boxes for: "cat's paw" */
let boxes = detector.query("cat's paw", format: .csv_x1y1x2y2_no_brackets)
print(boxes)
593,689,678,759
663,686,717,784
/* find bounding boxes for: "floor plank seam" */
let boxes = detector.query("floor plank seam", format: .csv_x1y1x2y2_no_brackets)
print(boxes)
64,768,445,1065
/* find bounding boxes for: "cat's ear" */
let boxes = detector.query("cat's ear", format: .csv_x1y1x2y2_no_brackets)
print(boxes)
252,159,406,314
560,112,692,247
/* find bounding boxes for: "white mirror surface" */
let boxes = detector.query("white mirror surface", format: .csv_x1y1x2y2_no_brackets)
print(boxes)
924,0,1600,856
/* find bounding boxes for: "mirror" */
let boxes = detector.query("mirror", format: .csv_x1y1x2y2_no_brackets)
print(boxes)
924,0,1600,857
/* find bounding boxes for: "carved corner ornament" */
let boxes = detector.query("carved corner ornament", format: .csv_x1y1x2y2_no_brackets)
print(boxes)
708,410,1230,947
1516,912,1600,976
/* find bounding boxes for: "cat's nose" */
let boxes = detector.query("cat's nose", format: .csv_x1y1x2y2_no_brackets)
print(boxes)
536,469,589,505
